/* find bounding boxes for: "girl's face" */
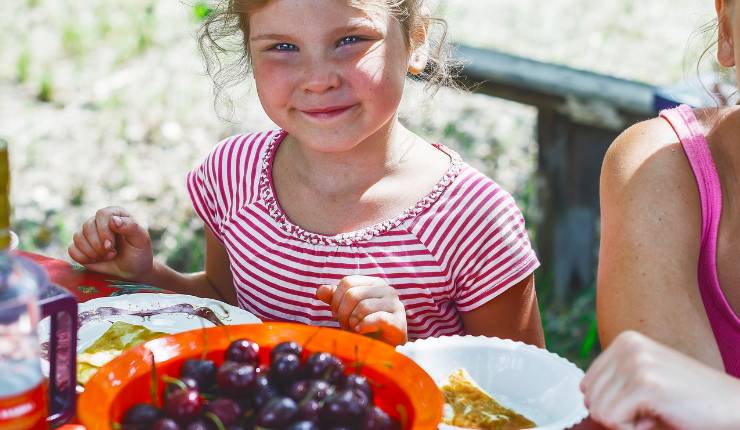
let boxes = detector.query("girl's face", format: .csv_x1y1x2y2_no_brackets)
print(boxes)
248,0,413,153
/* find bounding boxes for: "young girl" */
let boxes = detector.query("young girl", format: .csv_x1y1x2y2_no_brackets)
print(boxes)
67,0,543,347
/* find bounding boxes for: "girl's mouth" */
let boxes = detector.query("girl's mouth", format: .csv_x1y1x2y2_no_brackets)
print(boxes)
299,104,357,121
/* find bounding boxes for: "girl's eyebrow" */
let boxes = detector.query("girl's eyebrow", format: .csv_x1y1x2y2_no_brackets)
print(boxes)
250,23,381,42
250,33,295,42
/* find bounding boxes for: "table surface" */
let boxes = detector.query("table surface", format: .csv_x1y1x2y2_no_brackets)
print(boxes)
25,251,607,430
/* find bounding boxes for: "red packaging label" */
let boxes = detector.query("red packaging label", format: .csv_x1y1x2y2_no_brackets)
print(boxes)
0,382,47,430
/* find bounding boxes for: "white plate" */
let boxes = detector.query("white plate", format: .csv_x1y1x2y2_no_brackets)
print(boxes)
396,335,589,430
38,293,261,376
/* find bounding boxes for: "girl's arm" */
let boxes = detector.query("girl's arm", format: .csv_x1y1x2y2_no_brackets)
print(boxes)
141,228,236,305
69,206,237,304
597,118,723,368
460,274,544,347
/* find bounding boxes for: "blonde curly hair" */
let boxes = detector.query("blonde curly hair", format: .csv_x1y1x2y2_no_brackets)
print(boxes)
197,0,457,116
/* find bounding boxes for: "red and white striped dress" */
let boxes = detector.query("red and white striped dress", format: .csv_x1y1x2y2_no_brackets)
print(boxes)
187,130,539,339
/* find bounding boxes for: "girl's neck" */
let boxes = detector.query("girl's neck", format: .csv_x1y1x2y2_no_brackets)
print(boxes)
277,119,421,197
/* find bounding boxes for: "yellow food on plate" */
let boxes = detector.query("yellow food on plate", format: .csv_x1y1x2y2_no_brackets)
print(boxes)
441,368,536,430
77,321,168,385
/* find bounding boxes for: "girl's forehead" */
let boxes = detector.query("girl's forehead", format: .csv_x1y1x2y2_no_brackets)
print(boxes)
248,0,391,29
243,0,392,16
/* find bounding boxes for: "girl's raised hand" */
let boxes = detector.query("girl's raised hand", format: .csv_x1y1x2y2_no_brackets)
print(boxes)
581,331,740,430
67,206,154,282
316,275,408,346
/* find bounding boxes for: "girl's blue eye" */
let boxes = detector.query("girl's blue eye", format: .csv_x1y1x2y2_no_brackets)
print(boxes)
272,43,297,51
338,36,364,47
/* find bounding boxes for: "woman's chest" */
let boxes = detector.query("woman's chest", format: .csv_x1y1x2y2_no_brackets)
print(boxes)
715,227,740,317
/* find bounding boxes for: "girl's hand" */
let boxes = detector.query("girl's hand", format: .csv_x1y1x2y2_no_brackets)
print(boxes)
67,206,154,282
316,275,408,346
581,331,740,430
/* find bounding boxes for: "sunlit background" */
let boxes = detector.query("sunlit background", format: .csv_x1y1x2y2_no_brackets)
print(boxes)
1,0,717,366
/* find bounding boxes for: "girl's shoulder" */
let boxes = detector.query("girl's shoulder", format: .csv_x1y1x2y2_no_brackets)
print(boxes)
195,129,282,181
206,129,282,165
444,161,520,211
188,129,282,211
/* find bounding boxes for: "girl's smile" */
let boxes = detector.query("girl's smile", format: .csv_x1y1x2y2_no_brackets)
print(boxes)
298,104,359,123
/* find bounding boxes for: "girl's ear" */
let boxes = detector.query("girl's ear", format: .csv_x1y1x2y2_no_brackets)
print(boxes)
408,9,430,75
717,0,736,67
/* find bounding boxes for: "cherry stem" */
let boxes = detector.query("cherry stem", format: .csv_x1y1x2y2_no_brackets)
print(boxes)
149,352,159,406
204,412,226,430
161,375,188,392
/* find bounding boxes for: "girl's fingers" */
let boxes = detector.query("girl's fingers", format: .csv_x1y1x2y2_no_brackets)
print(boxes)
94,216,116,254
354,311,406,346
331,278,355,315
347,297,393,330
82,219,106,255
72,231,100,261
68,244,93,265
335,286,383,325
316,284,336,305
108,216,150,249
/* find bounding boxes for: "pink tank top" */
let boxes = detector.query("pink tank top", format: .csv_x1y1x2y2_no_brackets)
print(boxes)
660,105,740,377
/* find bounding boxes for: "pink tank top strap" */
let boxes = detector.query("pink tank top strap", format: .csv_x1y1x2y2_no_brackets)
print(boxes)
660,105,723,243
659,104,740,377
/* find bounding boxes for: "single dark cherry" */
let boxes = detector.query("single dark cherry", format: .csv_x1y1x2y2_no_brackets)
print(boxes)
270,341,303,363
253,374,280,409
183,419,209,430
362,406,400,430
287,379,333,403
150,417,181,430
321,388,369,427
163,386,203,424
205,397,242,427
180,359,217,391
164,377,199,397
225,339,260,365
216,361,257,396
255,397,299,428
270,353,302,388
296,398,321,423
286,421,320,430
344,374,373,402
121,403,162,430
304,352,345,384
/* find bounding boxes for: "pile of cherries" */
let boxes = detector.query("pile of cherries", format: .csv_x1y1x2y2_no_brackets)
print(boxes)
121,338,401,430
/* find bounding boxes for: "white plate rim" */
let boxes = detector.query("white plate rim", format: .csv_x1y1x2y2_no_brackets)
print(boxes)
396,335,589,430
38,293,261,383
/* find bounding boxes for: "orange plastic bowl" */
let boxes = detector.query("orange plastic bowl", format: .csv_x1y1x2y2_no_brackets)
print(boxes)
78,322,443,429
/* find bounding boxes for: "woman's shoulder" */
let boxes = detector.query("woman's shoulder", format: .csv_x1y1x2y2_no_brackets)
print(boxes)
601,115,697,197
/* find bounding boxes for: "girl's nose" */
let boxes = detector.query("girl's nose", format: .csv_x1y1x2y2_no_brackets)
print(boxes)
301,58,341,94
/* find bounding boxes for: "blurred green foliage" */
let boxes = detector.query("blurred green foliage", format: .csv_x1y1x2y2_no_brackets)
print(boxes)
16,50,31,83
193,2,213,21
37,72,53,102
